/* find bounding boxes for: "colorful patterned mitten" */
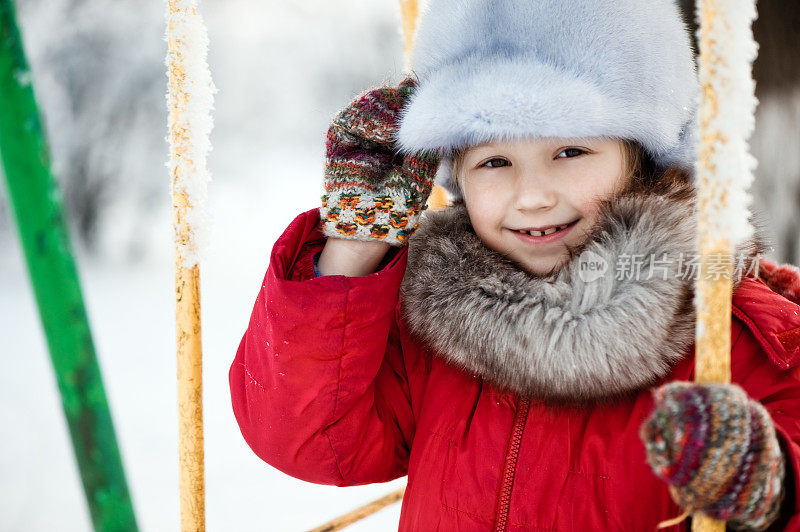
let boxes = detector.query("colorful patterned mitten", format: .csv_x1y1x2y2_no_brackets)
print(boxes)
320,77,440,246
640,382,786,530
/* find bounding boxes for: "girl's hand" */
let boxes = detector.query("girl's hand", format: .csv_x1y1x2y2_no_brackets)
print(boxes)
639,381,786,530
320,77,440,247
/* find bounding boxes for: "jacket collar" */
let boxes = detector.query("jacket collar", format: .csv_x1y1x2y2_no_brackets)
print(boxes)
400,182,766,405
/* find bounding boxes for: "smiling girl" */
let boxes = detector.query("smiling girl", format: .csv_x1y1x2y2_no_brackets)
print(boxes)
453,138,634,276
230,1,800,530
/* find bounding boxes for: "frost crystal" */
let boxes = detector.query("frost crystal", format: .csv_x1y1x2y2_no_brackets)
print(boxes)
694,0,759,249
165,0,217,268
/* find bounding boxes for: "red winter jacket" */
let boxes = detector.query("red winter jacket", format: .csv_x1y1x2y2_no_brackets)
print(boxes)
230,201,800,531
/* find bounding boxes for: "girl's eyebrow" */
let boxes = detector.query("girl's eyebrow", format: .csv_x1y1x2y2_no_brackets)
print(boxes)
465,141,499,154
466,138,591,153
462,145,485,156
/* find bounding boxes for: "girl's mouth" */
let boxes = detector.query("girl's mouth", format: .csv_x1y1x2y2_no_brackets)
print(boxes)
511,219,580,244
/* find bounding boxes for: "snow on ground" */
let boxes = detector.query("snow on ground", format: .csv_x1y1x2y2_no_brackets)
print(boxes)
0,147,405,531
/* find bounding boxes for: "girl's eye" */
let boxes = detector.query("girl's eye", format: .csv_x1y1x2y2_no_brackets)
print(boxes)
481,158,510,168
556,148,586,159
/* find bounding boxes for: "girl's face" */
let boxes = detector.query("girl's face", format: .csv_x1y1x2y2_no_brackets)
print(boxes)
458,137,629,276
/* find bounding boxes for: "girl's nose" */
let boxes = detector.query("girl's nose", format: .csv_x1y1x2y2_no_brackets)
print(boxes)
512,171,558,212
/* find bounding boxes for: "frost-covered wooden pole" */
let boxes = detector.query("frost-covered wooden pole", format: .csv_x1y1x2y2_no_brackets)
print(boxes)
693,0,758,530
165,0,215,530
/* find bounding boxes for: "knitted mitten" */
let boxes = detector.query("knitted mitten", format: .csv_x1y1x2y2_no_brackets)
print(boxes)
640,382,786,530
320,77,440,246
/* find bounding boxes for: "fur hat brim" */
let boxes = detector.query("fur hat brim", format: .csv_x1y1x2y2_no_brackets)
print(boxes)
394,53,698,200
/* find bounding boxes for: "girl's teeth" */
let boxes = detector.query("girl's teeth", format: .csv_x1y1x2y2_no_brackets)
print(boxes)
524,225,565,237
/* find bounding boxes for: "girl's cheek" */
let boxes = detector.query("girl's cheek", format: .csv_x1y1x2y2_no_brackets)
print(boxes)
573,213,599,244
466,208,491,234
465,200,506,242
468,180,513,209
463,178,495,198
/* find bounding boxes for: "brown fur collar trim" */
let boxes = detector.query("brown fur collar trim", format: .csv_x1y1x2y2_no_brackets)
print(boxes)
400,182,768,405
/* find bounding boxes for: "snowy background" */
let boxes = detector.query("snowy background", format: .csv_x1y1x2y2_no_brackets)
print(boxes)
0,0,798,531
1,0,409,530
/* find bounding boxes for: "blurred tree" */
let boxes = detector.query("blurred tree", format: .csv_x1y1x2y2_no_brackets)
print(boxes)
0,0,166,256
1,0,402,260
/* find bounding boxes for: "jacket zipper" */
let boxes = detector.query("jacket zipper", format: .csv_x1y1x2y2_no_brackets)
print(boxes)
494,395,531,532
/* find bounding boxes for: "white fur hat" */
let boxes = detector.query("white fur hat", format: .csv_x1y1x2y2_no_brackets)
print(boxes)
393,0,699,199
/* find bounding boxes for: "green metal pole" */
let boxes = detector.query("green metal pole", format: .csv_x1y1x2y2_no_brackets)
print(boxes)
0,1,138,530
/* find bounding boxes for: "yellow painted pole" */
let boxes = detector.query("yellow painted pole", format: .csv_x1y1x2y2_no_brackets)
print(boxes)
166,0,215,529
398,0,419,73
172,207,205,532
692,0,758,530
